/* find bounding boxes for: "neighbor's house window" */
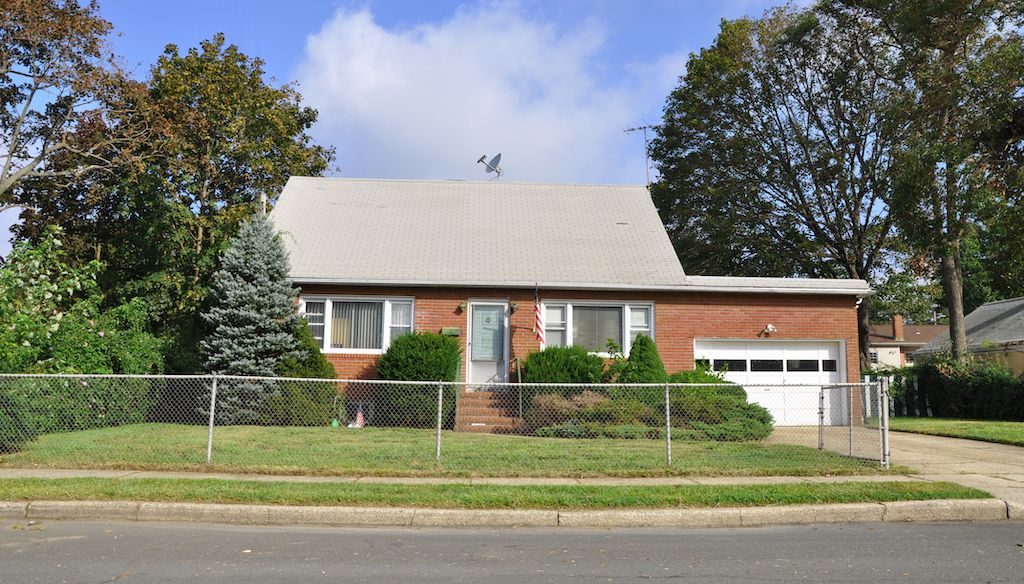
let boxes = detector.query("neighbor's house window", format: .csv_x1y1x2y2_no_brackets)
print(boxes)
869,350,879,364
301,297,413,353
543,301,653,354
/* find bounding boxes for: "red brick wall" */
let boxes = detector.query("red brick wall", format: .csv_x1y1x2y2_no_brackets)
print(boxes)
300,285,861,385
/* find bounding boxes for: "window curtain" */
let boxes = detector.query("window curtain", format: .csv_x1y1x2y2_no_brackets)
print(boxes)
331,301,383,349
572,306,622,351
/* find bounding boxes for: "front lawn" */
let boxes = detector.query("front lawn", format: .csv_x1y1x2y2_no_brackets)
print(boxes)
0,423,898,477
890,417,1024,446
0,478,984,509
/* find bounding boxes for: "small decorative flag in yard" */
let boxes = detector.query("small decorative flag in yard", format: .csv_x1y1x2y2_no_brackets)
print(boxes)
534,286,545,345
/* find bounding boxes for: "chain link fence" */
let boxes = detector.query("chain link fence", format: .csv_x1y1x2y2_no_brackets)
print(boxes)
0,374,888,475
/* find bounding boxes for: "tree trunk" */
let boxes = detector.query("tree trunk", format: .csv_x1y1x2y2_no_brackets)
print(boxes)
939,248,969,360
857,299,872,372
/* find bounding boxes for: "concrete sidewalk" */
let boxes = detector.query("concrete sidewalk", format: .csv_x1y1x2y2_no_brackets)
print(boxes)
887,430,1024,513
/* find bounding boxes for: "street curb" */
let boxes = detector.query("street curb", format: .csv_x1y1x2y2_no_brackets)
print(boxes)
0,498,1012,528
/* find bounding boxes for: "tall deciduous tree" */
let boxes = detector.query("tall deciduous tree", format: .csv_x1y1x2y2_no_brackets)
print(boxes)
15,33,335,371
0,0,150,205
651,6,902,366
841,0,1024,360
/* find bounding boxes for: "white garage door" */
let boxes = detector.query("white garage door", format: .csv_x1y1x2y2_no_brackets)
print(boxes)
694,340,846,426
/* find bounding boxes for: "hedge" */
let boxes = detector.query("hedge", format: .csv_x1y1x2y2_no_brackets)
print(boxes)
897,355,1024,421
370,332,461,428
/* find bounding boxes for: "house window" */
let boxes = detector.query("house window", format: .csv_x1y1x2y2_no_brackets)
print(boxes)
545,304,567,347
302,297,413,353
869,350,879,364
543,302,654,354
304,301,325,346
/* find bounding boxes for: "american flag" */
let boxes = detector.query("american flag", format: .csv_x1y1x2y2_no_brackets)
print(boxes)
534,287,545,345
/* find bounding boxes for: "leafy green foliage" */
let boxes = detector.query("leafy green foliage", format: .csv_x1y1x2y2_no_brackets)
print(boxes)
848,1,1024,359
521,345,605,384
375,332,461,383
650,5,898,285
0,391,37,453
371,332,461,428
276,319,336,379
8,377,155,434
12,32,335,373
0,228,163,374
260,321,339,426
903,355,1024,421
526,382,773,442
259,381,339,427
606,335,668,383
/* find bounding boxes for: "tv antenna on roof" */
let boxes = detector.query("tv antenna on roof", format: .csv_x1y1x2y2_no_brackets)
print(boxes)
476,153,503,180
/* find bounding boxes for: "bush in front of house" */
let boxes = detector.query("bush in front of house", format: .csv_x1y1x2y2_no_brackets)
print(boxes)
0,391,37,453
259,320,340,426
906,355,1024,421
522,345,605,384
527,382,773,441
11,376,157,434
370,332,461,428
608,334,668,384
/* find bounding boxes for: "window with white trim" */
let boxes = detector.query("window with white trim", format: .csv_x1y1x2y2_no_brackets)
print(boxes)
301,297,414,353
543,302,653,354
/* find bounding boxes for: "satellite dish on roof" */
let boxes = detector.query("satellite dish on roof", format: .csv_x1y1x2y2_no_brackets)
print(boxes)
476,153,503,180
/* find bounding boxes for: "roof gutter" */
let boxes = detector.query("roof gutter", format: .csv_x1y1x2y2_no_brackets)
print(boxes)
290,277,873,297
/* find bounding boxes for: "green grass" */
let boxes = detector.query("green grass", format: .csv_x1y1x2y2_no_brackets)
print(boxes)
0,478,987,509
0,424,898,477
890,417,1024,446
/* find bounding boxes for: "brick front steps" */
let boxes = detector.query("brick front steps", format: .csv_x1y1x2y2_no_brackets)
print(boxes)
454,390,523,433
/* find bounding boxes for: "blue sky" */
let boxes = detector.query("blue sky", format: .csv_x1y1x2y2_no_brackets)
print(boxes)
2,0,792,257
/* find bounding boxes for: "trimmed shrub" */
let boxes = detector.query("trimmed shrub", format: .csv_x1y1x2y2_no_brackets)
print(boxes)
613,334,668,384
371,332,461,428
523,391,609,432
521,345,605,384
0,391,37,453
376,332,461,382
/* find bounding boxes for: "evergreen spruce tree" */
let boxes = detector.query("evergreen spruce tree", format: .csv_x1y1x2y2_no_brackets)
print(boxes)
201,214,302,423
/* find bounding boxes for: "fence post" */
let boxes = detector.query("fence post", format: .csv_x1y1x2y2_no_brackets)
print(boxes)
435,380,444,463
664,382,671,466
818,387,825,450
880,382,890,468
848,384,854,457
205,375,218,464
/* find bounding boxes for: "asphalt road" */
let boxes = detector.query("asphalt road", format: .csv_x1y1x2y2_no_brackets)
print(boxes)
1,520,1022,583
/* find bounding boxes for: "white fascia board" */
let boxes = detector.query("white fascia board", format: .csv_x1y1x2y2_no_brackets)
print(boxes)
290,277,873,296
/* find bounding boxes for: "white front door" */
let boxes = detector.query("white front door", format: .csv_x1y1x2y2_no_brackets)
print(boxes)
468,302,509,386
694,340,844,426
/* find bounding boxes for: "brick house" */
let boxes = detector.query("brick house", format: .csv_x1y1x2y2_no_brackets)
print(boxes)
270,177,871,428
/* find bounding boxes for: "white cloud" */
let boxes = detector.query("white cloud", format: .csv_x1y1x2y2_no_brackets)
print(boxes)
294,3,682,184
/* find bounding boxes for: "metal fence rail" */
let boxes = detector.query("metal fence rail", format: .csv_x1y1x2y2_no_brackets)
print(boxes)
0,374,888,474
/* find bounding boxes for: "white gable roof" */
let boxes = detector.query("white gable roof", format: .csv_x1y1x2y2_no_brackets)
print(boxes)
270,177,687,290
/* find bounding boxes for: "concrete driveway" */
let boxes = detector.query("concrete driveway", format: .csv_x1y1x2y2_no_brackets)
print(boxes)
890,431,1024,509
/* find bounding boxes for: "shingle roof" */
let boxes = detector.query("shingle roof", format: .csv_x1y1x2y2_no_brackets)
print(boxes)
917,297,1024,355
270,177,687,290
868,323,947,347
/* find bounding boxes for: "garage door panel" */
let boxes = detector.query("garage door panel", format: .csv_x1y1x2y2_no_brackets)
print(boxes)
694,339,845,427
